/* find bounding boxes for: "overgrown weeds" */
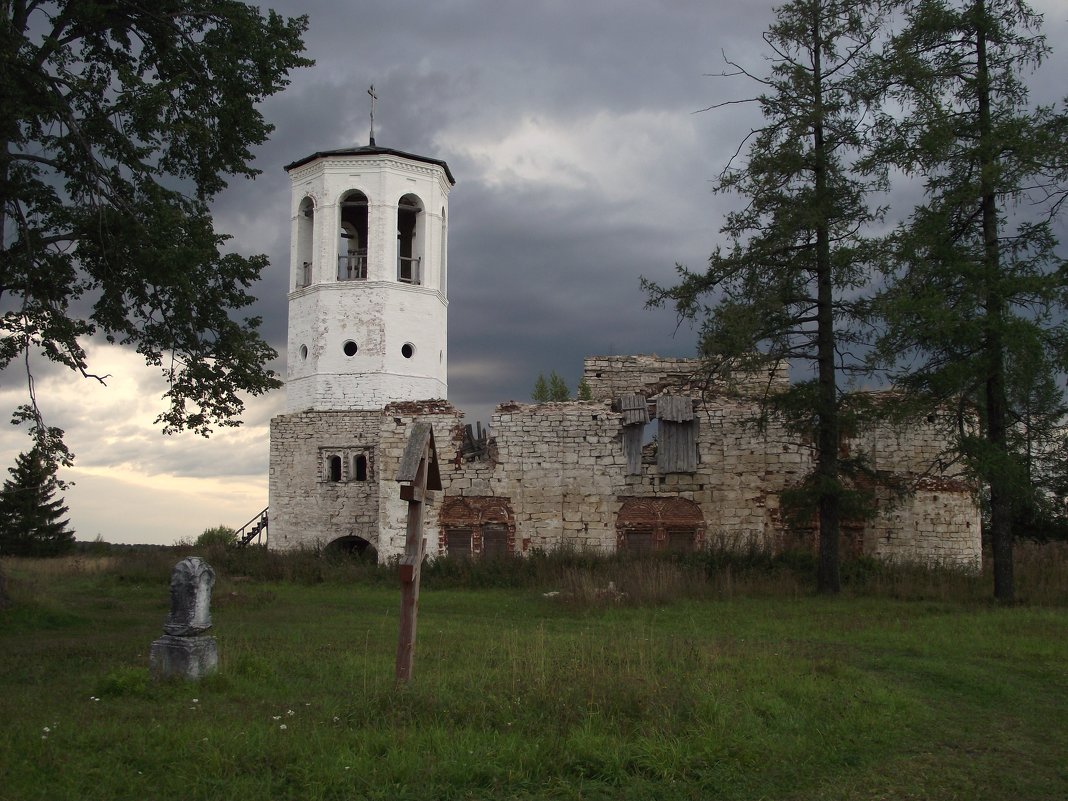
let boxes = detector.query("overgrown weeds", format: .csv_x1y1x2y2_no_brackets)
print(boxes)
2,542,1068,800
5,538,1067,609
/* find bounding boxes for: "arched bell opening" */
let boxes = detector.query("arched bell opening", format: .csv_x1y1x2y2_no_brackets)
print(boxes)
397,193,424,285
338,190,368,280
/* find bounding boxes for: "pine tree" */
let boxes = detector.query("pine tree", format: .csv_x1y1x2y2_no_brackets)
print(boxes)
871,0,1068,601
548,371,571,402
577,377,593,401
532,374,550,403
0,448,74,557
645,0,887,593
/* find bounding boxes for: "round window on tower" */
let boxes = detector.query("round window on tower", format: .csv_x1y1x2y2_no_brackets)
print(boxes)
401,343,415,359
343,340,358,357
299,345,308,361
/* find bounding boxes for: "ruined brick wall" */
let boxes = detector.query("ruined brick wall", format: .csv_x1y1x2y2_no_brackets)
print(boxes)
268,410,383,550
582,355,789,402
864,479,981,566
269,357,981,568
583,356,703,402
484,402,625,552
848,411,980,567
375,401,464,560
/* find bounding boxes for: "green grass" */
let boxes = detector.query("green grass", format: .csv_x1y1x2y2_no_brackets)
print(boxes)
1,548,1066,800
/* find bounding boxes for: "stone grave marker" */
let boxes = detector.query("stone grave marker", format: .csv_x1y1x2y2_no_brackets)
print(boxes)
149,557,219,681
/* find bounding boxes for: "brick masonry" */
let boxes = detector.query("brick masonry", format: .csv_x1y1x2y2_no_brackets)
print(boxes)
268,356,981,568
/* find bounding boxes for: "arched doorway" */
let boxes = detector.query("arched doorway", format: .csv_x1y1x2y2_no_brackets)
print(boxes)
325,535,377,561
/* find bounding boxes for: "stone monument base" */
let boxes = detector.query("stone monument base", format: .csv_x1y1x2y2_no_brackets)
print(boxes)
149,634,218,681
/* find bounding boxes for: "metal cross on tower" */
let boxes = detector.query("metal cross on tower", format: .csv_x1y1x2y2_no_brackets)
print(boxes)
368,85,378,146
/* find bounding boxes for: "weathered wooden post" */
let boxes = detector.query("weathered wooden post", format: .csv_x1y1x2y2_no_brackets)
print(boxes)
394,421,441,684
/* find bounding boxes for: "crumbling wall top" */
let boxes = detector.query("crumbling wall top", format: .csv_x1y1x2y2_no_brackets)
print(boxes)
582,355,788,402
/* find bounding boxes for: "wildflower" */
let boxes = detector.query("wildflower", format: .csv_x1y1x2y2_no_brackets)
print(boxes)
192,699,199,704
279,724,287,731
42,727,50,733
286,709,295,716
272,716,281,721
332,716,340,723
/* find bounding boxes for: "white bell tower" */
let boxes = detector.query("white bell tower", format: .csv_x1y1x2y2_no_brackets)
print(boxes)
283,143,454,412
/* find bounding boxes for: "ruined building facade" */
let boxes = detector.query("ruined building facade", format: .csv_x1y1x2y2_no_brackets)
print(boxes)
268,146,981,568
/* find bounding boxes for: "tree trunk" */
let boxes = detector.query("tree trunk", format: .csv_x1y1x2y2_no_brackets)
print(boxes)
976,0,1013,602
811,5,841,595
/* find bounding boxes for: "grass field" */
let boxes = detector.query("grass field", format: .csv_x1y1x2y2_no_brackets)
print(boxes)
1,546,1066,800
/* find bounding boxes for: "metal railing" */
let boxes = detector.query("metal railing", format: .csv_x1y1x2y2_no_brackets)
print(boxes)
338,252,368,281
397,256,421,285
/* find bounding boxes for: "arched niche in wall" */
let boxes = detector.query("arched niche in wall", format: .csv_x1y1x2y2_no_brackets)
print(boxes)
615,497,705,553
439,495,516,558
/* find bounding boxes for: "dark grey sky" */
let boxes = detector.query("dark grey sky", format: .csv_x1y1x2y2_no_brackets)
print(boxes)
213,0,797,426
2,0,1065,543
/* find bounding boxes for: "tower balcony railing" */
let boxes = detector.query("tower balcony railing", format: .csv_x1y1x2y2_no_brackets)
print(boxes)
398,256,421,285
338,252,368,281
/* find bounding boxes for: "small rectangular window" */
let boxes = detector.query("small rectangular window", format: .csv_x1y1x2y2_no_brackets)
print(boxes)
327,455,342,482
666,528,695,552
622,528,655,554
482,526,510,559
445,528,472,559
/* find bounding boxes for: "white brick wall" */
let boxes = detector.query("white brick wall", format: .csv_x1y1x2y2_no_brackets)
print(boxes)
285,152,451,413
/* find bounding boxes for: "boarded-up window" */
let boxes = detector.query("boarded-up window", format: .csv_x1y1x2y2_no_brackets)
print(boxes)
656,395,697,473
482,525,510,559
616,497,705,553
619,394,648,476
445,528,472,558
666,528,695,552
621,528,655,553
439,497,516,559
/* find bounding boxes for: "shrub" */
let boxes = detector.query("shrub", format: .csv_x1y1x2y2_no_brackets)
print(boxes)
194,525,238,549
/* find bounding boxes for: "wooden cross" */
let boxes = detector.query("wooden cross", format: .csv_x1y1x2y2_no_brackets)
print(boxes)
394,421,441,684
368,84,378,145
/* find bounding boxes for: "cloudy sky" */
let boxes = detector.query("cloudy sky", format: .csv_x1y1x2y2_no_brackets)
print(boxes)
2,0,1066,545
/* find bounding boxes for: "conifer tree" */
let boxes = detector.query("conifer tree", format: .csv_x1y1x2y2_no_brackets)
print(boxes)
871,0,1068,601
645,0,887,593
0,447,74,557
532,374,550,403
577,377,594,401
548,371,571,402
